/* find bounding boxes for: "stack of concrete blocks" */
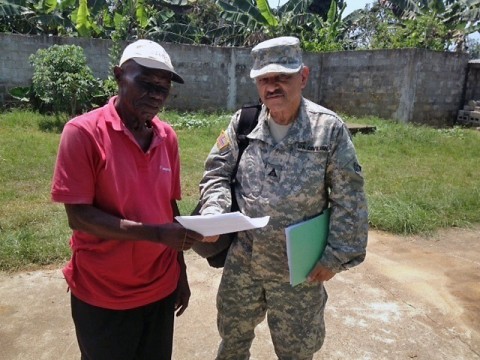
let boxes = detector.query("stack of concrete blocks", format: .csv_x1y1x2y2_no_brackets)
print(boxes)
457,100,480,126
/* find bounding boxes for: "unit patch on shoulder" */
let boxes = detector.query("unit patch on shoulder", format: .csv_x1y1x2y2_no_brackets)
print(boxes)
216,130,230,151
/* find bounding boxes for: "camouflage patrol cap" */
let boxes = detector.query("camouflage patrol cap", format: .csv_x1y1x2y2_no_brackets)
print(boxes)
250,36,303,79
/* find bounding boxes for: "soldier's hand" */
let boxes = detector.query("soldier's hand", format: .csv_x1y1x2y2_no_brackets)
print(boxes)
308,264,336,283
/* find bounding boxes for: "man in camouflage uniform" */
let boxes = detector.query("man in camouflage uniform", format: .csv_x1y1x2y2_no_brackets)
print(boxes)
198,36,368,360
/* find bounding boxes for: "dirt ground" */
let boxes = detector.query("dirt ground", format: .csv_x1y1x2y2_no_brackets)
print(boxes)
0,227,479,360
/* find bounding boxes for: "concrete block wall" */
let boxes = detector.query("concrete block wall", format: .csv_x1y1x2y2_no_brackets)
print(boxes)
314,50,408,122
313,49,469,127
464,60,480,103
0,34,112,107
163,43,255,111
411,50,469,127
0,34,112,86
0,33,474,127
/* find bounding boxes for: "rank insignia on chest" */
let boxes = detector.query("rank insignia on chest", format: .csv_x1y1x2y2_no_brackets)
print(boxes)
216,130,230,151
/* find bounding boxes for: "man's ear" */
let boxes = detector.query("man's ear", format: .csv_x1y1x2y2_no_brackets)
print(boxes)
300,66,310,89
113,66,123,83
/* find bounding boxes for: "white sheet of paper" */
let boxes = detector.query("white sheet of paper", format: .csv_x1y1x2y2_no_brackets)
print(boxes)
175,212,270,236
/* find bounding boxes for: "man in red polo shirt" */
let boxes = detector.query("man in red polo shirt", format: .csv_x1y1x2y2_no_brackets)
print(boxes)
51,39,204,359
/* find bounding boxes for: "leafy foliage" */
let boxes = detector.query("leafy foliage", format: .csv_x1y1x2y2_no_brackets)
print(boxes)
29,44,100,118
466,36,480,58
343,0,477,51
378,0,480,51
371,10,449,50
214,0,351,49
0,0,77,35
184,0,223,44
214,0,276,46
1,0,479,54
302,0,347,52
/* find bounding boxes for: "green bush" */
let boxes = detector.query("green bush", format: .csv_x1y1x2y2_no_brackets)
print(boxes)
371,13,449,51
29,44,100,117
91,76,118,109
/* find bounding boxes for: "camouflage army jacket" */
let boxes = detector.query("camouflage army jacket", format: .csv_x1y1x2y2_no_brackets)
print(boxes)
199,98,368,281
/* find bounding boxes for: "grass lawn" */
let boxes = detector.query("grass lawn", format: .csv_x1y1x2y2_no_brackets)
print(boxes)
1,109,479,271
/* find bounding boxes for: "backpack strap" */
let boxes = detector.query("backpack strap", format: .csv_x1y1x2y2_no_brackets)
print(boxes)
204,103,261,267
231,103,262,180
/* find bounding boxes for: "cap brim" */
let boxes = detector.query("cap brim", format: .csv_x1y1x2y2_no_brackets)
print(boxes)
250,64,301,79
170,73,184,84
132,58,185,84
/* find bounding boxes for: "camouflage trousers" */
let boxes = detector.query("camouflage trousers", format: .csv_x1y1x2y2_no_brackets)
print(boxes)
215,262,328,360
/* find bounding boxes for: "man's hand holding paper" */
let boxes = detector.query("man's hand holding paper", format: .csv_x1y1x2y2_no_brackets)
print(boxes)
202,235,220,243
175,211,270,238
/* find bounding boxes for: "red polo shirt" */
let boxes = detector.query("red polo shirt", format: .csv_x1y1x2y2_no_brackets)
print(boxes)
51,97,181,310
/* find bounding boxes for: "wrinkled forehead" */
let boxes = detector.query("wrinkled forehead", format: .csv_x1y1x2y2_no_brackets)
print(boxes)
143,67,173,82
127,62,173,83
256,71,287,79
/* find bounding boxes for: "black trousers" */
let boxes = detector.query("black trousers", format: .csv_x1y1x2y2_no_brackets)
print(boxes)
71,291,177,360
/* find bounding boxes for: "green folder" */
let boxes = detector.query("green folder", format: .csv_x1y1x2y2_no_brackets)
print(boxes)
285,208,331,286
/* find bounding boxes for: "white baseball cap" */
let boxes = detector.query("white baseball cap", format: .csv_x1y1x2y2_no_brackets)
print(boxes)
119,39,184,84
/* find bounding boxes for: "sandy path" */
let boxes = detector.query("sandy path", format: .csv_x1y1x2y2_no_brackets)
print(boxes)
1,227,479,360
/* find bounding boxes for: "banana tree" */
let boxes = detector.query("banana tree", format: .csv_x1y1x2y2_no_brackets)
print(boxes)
217,0,278,27
214,0,278,45
0,0,32,33
215,0,327,46
308,0,345,18
70,0,152,38
380,0,480,49
302,0,347,51
0,0,75,35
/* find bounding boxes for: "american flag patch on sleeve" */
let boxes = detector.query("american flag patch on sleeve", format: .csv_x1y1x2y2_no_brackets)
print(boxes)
216,130,230,151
